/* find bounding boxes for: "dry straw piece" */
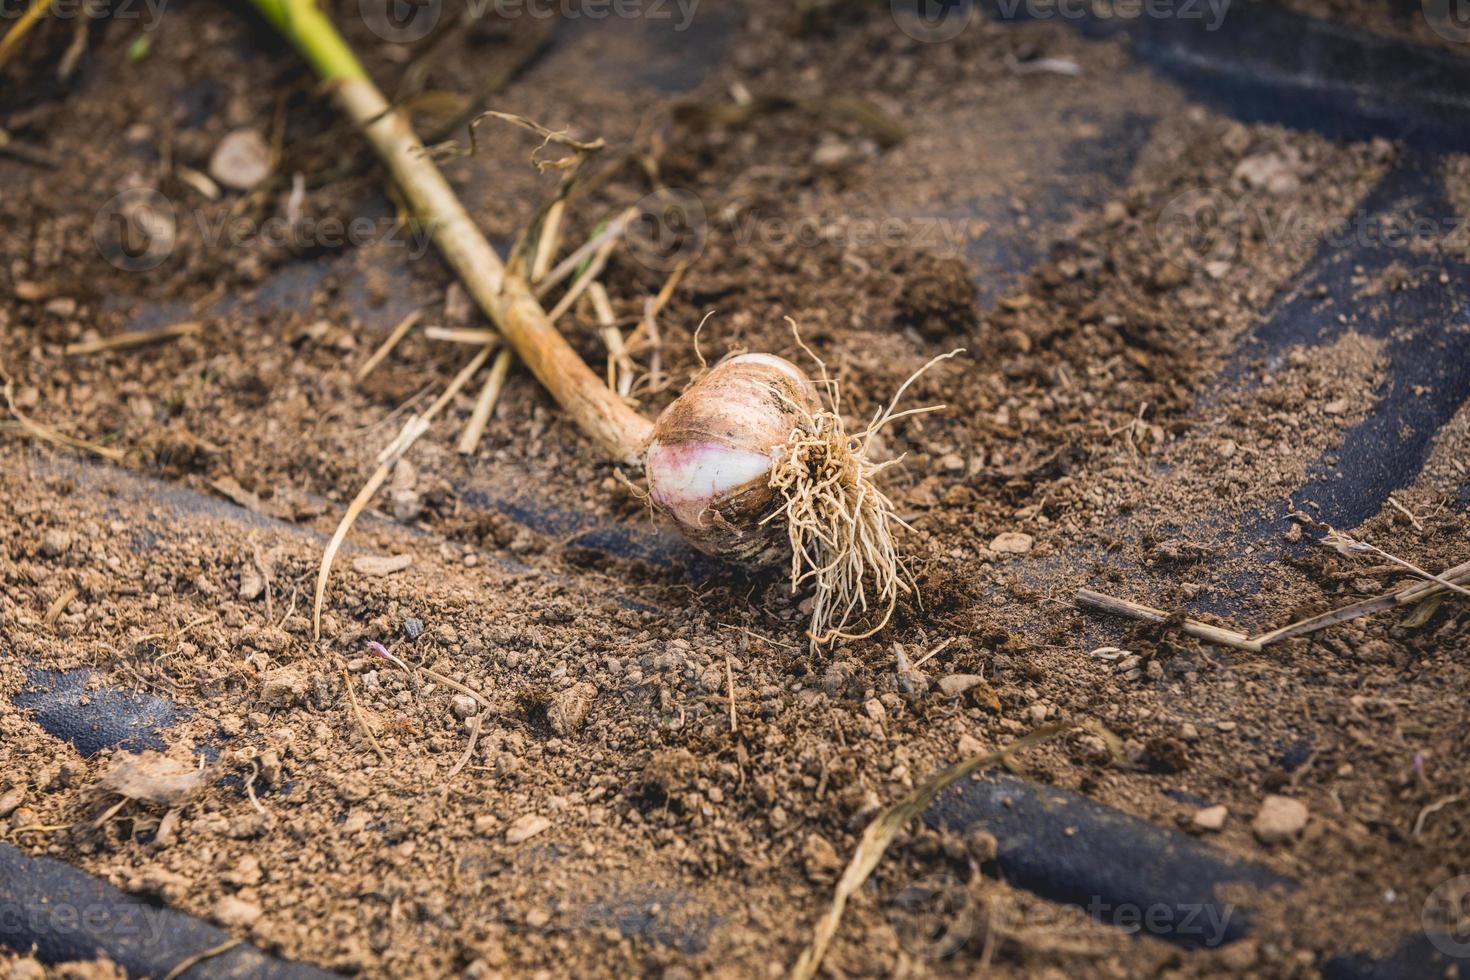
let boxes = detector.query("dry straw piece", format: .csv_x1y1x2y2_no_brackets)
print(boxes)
791,722,1075,979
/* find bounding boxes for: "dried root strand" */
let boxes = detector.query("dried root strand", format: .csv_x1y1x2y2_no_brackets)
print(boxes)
764,346,962,647
766,407,910,646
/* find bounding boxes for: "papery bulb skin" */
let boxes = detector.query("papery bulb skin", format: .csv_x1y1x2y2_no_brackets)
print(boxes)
646,353,819,559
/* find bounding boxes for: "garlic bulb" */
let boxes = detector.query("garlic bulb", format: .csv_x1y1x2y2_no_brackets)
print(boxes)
644,343,952,647
645,353,819,559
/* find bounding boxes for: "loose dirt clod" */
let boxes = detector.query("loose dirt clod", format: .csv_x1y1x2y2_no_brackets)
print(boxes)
97,752,209,808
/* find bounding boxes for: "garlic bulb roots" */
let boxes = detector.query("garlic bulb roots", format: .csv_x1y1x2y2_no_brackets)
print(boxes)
646,351,927,645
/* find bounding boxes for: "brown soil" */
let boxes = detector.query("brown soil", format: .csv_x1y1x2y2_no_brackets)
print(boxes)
2,3,1467,979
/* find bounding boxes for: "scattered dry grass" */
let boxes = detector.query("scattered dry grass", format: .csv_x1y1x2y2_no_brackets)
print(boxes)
791,721,1075,979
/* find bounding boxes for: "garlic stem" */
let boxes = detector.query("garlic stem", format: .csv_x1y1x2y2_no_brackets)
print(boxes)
251,0,653,463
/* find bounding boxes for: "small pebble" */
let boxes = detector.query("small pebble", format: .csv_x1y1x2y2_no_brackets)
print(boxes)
9,958,45,980
937,674,985,697
352,554,413,577
0,786,24,819
43,297,77,318
39,528,71,558
1252,795,1308,844
506,814,550,844
1193,804,1228,832
988,531,1034,554
451,694,478,719
968,829,999,863
802,832,840,882
208,129,272,191
213,895,263,928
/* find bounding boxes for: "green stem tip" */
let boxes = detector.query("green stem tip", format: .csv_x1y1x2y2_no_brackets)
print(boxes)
248,0,368,83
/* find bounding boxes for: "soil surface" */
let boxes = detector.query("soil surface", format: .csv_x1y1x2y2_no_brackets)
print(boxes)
2,2,1468,979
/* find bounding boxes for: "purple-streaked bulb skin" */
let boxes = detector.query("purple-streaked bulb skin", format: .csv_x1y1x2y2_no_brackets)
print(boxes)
645,353,820,560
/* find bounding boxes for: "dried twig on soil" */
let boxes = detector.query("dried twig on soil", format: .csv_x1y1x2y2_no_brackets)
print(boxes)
340,666,388,764
0,0,57,70
370,642,493,712
1386,495,1424,531
44,587,77,628
355,310,421,382
456,348,513,455
243,761,269,817
1412,794,1464,839
545,225,620,324
589,282,638,397
724,649,739,735
1079,551,1470,651
424,326,500,345
64,322,202,356
3,378,124,462
791,722,1075,980
313,345,490,639
461,109,605,169
530,198,565,283
1312,518,1470,602
533,209,633,300
161,939,242,980
642,271,680,390
442,713,484,786
1075,589,1262,652
909,636,955,670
